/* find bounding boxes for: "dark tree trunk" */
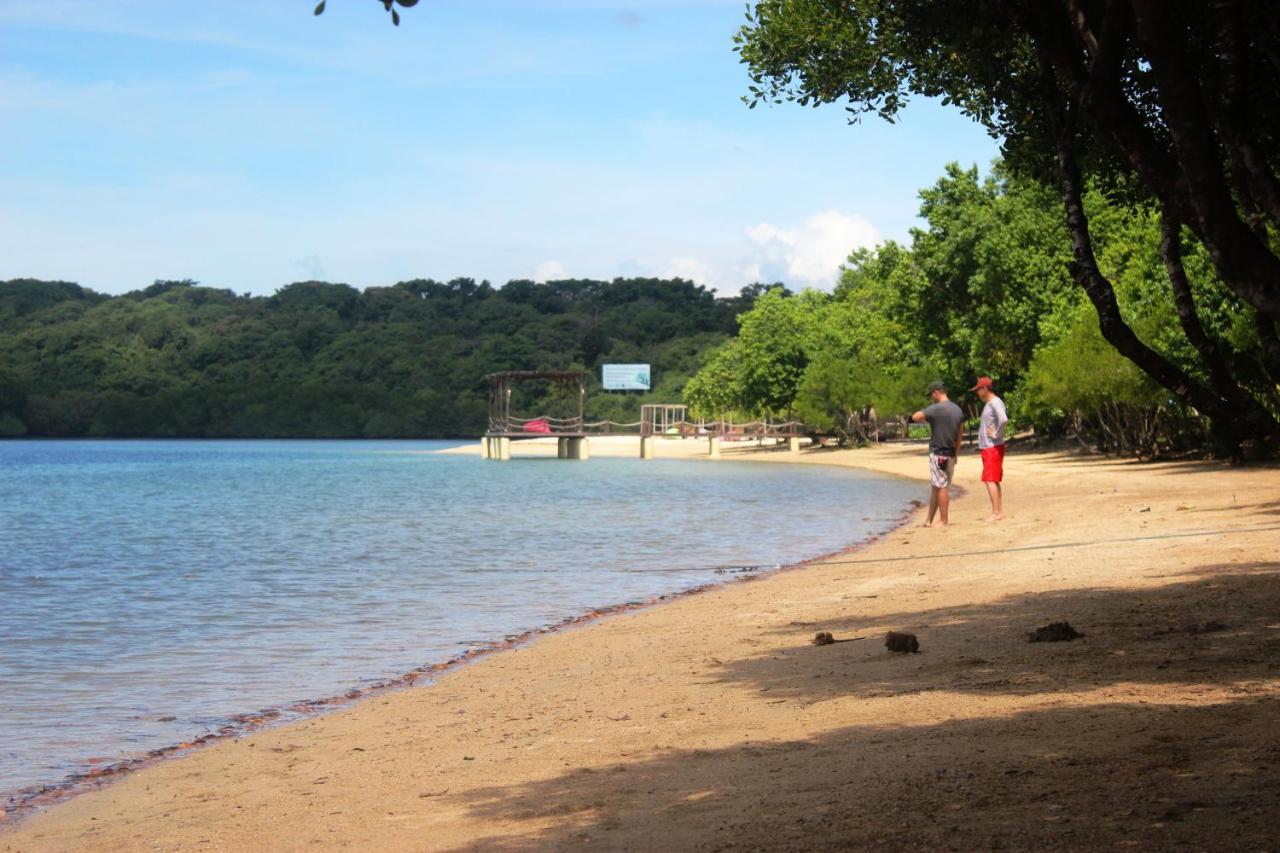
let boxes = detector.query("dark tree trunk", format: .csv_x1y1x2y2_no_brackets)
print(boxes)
1026,1,1280,321
1212,0,1280,231
1256,313,1280,388
1128,0,1280,320
1160,212,1280,437
1041,77,1274,446
1160,212,1237,393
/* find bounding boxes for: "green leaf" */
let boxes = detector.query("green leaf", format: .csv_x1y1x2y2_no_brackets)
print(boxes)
313,0,325,15
392,8,400,25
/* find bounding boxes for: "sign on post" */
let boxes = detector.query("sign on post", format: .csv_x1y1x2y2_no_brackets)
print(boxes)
602,363,651,391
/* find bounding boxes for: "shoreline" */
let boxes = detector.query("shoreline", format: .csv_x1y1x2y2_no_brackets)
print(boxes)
1,438,920,826
6,441,1278,850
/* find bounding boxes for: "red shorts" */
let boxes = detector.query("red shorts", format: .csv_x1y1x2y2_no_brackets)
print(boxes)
981,444,1006,482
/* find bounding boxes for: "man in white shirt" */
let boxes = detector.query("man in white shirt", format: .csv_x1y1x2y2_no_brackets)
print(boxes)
972,376,1008,521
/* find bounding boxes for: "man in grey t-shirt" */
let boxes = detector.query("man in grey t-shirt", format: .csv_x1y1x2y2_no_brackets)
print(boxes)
911,380,964,528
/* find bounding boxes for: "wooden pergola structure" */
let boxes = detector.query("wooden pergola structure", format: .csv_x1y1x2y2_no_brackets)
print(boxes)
483,370,589,460
639,404,688,437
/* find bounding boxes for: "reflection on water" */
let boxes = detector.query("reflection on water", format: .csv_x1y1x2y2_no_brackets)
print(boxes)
0,440,917,796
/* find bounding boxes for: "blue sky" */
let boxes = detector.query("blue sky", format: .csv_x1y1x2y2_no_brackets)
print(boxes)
0,0,998,295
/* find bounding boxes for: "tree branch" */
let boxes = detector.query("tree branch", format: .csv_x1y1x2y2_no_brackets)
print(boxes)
1026,1,1280,321
1255,312,1280,388
1129,0,1280,320
1159,210,1279,434
1159,210,1237,393
1209,0,1280,231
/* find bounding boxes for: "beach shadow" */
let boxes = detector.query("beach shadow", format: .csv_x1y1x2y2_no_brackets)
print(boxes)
1143,458,1280,477
1181,499,1280,518
436,562,1280,850
441,697,1279,851
704,565,1280,704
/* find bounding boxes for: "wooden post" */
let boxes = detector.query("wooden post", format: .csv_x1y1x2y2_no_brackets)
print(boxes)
788,436,801,453
481,437,491,459
708,436,721,458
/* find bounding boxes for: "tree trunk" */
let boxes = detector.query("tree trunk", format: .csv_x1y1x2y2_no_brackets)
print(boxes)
1256,313,1280,388
1128,0,1280,320
1026,2,1280,321
1048,95,1273,446
1161,216,1280,441
1211,0,1280,232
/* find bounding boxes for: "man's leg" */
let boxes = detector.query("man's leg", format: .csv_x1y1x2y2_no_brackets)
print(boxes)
985,481,1003,520
987,481,1003,520
938,484,950,526
925,486,940,526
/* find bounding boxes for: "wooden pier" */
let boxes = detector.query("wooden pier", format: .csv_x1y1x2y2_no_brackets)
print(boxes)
481,371,805,461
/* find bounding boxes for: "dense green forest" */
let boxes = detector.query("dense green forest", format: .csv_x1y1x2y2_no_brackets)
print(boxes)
685,162,1280,458
0,277,757,438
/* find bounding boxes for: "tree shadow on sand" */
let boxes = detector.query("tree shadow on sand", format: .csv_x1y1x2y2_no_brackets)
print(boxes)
444,704,1277,851
438,564,1280,851
704,563,1280,704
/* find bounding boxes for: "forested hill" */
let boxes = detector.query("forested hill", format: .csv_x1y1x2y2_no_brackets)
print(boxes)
0,277,758,438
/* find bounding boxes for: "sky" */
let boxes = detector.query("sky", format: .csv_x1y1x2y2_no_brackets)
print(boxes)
0,0,999,295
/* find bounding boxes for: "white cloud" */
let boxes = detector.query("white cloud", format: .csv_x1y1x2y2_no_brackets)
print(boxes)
661,256,724,288
745,209,880,288
533,260,567,281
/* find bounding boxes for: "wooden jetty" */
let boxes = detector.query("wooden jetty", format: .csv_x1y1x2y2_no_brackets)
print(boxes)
481,371,805,461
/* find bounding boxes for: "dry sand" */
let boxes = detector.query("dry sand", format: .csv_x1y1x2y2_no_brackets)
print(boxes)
4,439,1279,851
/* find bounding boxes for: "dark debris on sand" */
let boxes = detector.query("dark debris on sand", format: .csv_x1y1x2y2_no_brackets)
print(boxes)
885,631,920,653
1028,621,1083,643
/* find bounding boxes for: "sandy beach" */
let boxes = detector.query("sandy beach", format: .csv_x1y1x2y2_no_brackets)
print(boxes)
4,439,1279,851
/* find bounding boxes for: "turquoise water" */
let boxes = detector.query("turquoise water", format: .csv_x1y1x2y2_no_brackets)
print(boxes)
0,440,917,799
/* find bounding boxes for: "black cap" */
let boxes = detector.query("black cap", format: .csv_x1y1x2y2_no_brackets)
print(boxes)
927,380,946,395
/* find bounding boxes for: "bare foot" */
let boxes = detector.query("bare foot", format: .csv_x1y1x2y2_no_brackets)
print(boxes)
985,513,1004,522
922,521,935,528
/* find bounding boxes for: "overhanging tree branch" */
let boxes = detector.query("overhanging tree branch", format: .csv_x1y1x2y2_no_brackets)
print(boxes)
1129,0,1280,320
1028,0,1280,321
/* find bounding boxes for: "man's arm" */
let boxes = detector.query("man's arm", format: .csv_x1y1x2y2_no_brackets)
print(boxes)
911,410,926,423
955,424,964,454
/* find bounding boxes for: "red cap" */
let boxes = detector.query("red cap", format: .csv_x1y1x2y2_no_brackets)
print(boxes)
970,376,994,392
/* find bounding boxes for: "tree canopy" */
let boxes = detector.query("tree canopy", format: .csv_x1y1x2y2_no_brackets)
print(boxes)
736,0,1280,450
685,159,1278,457
0,277,754,439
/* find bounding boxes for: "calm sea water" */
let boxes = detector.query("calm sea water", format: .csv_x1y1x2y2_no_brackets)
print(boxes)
0,440,917,797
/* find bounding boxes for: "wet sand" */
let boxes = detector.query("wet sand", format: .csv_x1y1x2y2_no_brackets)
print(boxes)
4,440,1279,851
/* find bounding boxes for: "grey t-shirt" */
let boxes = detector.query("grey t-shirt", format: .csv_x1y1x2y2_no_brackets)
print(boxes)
979,395,1008,449
923,400,964,456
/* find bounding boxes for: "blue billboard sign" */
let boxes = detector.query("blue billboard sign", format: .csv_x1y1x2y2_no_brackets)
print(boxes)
602,363,651,391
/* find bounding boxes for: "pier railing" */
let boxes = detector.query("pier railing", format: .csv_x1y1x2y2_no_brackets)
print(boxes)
486,415,805,439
